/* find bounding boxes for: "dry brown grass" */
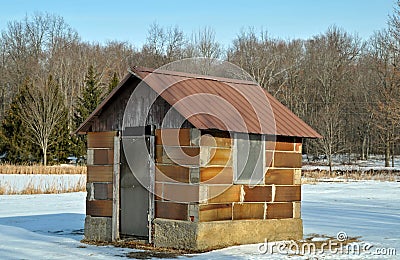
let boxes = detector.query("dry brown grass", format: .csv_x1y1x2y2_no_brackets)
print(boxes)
83,234,363,257
0,175,86,195
0,164,86,175
83,239,198,255
0,164,86,194
19,181,42,195
0,182,86,195
302,169,399,184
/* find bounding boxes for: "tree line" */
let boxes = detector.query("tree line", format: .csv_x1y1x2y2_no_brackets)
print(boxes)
0,3,399,167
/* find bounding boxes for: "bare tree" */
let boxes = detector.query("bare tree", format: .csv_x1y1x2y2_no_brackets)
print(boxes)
304,26,362,172
165,26,186,62
389,0,400,45
18,76,65,165
180,27,222,74
0,12,79,120
193,27,222,59
349,55,374,160
139,23,187,68
367,29,400,166
227,28,290,93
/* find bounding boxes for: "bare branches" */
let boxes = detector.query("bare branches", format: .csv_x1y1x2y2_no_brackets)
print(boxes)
17,77,65,165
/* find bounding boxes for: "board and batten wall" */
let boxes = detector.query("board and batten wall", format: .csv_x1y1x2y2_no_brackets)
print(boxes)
88,77,192,133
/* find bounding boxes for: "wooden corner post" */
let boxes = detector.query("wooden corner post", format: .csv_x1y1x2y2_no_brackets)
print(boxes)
112,132,121,241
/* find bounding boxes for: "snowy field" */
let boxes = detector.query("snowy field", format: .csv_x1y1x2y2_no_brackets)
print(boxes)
0,181,399,259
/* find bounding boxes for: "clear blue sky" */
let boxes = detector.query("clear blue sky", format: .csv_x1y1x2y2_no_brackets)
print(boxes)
0,0,395,48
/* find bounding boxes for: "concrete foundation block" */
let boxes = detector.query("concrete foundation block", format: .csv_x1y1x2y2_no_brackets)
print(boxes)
154,219,198,249
154,218,303,251
84,215,112,242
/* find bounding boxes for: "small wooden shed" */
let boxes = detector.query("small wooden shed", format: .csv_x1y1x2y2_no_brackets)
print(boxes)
75,66,321,251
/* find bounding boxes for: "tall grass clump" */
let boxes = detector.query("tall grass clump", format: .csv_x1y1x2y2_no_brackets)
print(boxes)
0,164,86,174
302,169,399,184
0,174,86,195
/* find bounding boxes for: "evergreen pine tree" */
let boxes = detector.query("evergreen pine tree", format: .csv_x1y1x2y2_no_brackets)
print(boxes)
73,65,104,159
75,65,103,126
1,85,40,163
108,72,119,94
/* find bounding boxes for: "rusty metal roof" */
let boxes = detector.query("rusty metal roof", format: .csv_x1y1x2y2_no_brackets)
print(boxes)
76,66,321,138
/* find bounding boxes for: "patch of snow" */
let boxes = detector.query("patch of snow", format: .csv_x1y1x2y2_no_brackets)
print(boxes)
0,193,133,259
301,181,400,258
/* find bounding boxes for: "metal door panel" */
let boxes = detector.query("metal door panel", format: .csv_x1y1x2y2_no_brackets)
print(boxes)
120,136,150,237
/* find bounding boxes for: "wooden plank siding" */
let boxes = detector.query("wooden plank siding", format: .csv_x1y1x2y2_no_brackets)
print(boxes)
86,200,113,217
266,141,295,151
243,186,272,202
200,166,233,184
156,145,200,165
200,147,232,167
87,166,113,182
86,131,116,218
266,203,293,219
265,169,295,185
273,152,302,168
157,182,199,202
233,203,265,220
207,185,241,204
87,132,116,149
155,128,191,146
154,129,198,219
87,77,192,133
153,129,304,222
155,201,188,220
199,204,232,222
93,149,114,165
274,185,301,202
199,131,232,147
155,164,190,183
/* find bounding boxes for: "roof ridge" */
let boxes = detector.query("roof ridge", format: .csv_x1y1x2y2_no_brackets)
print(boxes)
131,66,259,87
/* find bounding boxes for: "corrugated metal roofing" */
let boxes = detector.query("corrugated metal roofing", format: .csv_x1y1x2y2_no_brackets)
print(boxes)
76,66,321,138
130,67,321,138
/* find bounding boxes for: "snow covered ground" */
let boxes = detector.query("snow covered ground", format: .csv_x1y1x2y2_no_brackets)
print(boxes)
0,192,133,259
0,181,398,259
301,181,399,259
